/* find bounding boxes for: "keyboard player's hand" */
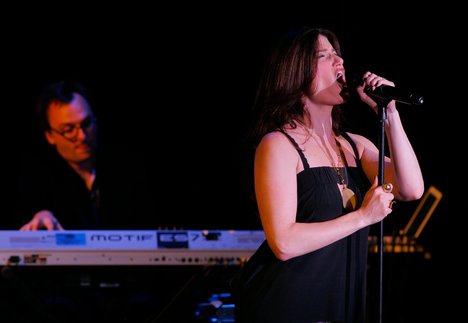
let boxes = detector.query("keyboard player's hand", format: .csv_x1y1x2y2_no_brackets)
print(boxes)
19,210,65,231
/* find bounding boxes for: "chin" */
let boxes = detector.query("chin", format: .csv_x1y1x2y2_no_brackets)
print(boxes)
75,151,92,160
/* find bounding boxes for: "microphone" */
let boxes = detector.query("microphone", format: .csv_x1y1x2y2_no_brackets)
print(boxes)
347,74,424,106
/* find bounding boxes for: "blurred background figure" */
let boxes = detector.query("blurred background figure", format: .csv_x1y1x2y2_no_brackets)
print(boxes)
13,80,154,230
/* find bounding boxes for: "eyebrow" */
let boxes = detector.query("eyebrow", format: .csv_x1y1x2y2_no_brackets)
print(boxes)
315,48,337,56
58,116,93,127
317,47,335,52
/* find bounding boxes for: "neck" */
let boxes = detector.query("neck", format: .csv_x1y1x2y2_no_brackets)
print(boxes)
68,159,96,191
303,113,334,138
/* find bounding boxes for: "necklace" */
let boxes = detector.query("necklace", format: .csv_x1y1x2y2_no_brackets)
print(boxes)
311,134,357,211
334,138,357,211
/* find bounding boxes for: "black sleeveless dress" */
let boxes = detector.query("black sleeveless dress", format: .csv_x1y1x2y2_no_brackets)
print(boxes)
233,131,371,323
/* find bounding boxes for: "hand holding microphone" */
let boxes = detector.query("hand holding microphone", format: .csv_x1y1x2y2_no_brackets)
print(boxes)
347,71,424,106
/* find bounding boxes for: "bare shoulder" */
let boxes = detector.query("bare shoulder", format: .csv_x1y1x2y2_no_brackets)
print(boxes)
344,132,376,148
342,132,378,156
258,131,294,149
257,131,298,159
256,130,301,172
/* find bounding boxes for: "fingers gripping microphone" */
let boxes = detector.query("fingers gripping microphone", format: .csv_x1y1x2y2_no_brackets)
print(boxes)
366,84,425,106
348,74,424,106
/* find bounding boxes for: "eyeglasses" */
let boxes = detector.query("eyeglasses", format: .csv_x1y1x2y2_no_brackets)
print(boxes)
49,116,97,141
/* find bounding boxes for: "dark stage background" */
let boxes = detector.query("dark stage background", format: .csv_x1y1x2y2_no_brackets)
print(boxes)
1,3,454,322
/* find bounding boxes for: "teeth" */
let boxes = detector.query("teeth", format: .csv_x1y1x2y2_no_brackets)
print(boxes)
337,72,345,84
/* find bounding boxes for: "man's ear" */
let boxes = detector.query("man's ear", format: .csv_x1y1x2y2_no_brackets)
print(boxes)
44,131,56,145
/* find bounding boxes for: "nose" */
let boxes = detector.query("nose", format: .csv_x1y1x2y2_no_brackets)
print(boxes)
335,54,344,64
75,125,88,141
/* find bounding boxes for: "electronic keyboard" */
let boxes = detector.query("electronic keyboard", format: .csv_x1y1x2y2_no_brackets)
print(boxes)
0,229,265,266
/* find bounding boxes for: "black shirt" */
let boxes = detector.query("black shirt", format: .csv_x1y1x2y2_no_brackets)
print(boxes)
13,143,155,230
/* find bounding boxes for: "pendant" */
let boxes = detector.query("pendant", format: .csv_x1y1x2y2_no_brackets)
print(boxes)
342,187,357,211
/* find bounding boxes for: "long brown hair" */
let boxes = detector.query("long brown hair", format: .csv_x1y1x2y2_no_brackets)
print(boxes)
248,27,343,148
241,27,344,206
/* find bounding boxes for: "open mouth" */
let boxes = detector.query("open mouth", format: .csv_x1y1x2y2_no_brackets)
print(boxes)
336,72,345,85
337,72,351,100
